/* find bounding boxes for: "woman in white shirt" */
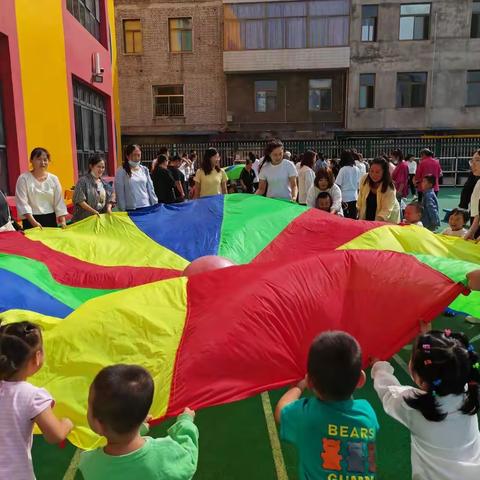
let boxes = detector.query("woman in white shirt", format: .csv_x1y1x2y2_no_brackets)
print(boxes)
256,140,298,201
306,168,343,215
297,150,316,205
406,154,418,196
335,150,361,218
464,150,480,240
15,147,67,229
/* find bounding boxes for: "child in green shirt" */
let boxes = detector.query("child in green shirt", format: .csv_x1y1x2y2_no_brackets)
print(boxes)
79,364,199,480
275,331,379,480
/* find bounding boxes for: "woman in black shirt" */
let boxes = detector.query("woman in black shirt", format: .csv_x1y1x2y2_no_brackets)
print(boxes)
150,155,176,204
240,159,256,194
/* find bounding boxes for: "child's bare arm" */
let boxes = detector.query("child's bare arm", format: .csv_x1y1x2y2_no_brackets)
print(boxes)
35,407,73,444
274,378,306,424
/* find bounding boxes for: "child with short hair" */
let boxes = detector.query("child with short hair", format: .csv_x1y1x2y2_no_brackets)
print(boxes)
442,208,469,238
0,321,73,479
403,202,424,226
79,364,199,480
421,175,440,231
315,191,334,213
372,330,480,479
275,331,379,480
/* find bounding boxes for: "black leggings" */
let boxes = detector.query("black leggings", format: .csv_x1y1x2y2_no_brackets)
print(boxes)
343,201,358,219
408,174,416,196
22,212,57,229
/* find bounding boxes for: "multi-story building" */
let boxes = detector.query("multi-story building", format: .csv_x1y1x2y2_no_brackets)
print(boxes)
348,0,480,133
223,0,350,138
115,0,226,144
0,0,120,194
116,0,480,143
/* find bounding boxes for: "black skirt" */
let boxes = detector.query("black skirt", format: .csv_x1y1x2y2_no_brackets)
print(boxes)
22,212,57,229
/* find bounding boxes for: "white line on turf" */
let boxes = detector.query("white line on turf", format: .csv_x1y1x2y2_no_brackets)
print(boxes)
260,392,289,480
469,333,480,343
62,448,81,480
393,354,410,376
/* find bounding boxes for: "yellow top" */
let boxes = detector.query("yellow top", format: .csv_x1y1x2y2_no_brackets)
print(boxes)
194,169,228,197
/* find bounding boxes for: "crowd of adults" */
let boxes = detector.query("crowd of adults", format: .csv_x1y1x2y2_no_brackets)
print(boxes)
1,141,480,240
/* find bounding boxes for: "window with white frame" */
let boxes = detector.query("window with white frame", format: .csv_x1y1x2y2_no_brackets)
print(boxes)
399,3,430,40
153,86,184,117
361,5,378,42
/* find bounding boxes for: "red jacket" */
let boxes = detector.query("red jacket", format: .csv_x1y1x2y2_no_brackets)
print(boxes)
392,161,410,198
416,156,442,192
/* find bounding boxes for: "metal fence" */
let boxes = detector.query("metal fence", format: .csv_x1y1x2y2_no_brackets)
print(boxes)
137,136,480,187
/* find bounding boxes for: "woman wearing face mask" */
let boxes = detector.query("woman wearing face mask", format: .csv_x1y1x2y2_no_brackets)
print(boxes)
114,144,157,211
71,154,114,223
15,147,68,229
256,139,298,201
357,157,400,223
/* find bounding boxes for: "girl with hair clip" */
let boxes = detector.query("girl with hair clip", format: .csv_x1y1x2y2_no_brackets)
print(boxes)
372,329,480,479
0,321,73,479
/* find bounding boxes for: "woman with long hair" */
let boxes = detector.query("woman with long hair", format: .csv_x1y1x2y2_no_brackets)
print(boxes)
357,157,400,223
298,150,316,205
256,140,298,201
15,147,67,229
193,148,228,198
114,144,157,211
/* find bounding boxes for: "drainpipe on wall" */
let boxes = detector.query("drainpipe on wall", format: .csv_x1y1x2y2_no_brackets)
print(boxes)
429,11,438,129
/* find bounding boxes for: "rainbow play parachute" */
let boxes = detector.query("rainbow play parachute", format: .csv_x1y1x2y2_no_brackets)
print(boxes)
0,194,479,449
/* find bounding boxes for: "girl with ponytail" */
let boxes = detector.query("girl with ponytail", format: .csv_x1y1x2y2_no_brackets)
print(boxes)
0,321,73,478
372,329,480,479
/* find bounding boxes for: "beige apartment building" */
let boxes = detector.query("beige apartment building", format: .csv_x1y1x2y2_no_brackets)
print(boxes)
116,0,480,143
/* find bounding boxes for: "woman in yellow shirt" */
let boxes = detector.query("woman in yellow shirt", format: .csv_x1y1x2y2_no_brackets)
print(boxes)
193,148,228,198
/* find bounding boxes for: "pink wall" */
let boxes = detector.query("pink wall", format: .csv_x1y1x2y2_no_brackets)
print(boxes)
0,0,28,194
62,0,116,179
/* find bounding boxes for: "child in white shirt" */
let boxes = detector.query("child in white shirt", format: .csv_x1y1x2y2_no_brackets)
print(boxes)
402,202,424,226
0,321,73,479
441,208,469,238
372,329,480,480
